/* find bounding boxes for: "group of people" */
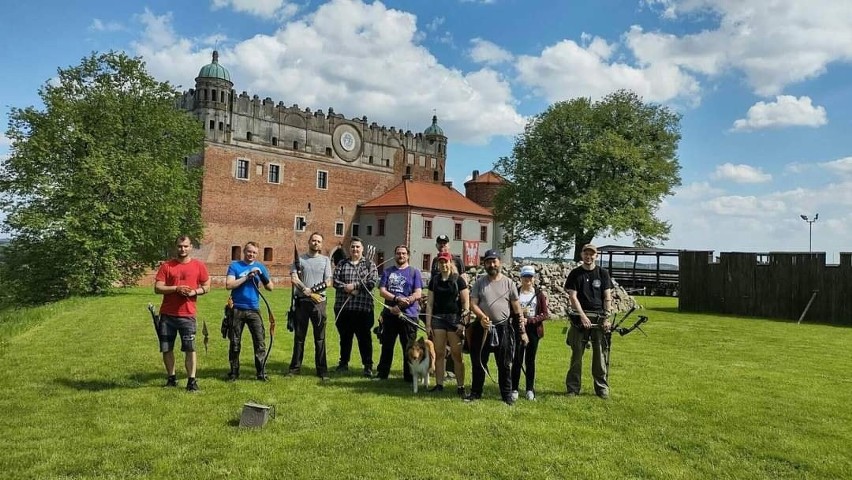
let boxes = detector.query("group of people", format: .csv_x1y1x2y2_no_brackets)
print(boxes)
154,234,615,404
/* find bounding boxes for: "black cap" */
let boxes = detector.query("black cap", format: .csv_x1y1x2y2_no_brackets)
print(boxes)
436,234,450,243
483,249,500,260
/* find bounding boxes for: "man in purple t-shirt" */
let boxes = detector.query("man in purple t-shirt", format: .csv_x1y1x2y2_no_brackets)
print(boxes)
374,245,423,382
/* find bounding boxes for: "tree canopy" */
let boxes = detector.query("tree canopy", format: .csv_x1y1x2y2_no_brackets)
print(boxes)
494,90,682,261
0,51,204,304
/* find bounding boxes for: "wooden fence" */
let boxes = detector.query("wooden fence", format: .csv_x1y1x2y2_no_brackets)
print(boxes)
679,251,852,325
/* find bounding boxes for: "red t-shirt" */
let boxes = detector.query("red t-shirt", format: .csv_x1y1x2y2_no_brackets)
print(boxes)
155,258,209,317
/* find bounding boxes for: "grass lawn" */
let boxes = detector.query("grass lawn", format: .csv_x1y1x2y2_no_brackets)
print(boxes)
1,287,850,479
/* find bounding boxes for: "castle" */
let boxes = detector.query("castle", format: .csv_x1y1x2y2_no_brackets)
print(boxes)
177,52,507,279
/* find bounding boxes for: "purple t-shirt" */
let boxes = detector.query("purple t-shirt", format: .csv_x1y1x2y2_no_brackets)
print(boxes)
380,265,423,316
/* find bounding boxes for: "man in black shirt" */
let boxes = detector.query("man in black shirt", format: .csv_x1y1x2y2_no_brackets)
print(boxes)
564,244,613,399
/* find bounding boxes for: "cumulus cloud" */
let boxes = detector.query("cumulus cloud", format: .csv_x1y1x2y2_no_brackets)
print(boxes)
132,0,525,144
515,35,700,104
675,181,725,200
820,156,852,175
701,195,786,217
210,0,298,18
89,19,124,32
469,38,513,65
732,96,827,131
631,0,852,96
712,163,772,183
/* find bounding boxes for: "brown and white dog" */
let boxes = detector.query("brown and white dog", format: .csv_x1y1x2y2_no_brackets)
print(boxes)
407,337,436,393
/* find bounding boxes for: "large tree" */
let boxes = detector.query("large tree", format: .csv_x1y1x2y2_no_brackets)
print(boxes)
494,89,682,261
0,52,204,304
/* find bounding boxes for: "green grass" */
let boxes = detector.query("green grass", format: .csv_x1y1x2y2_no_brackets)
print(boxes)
1,288,851,479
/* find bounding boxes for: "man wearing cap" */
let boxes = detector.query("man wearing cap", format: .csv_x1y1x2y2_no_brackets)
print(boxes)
466,248,527,405
430,235,464,282
564,243,613,399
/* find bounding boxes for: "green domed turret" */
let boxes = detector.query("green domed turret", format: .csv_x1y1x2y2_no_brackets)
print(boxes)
424,115,444,137
197,50,231,82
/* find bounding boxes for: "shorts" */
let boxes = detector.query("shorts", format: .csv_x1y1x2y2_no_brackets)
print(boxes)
158,314,197,353
431,313,461,331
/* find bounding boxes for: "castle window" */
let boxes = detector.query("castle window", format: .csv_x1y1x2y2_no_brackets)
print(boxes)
268,164,281,184
421,253,431,272
419,155,426,167
246,132,253,141
212,89,217,102
454,223,462,240
368,155,373,164
230,246,241,261
236,159,250,180
293,141,299,150
209,120,215,130
431,157,437,169
351,223,360,237
384,158,390,167
316,170,328,190
204,89,208,101
433,171,439,181
294,216,307,232
264,247,273,262
335,222,344,237
480,225,488,242
325,147,332,156
366,225,373,236
219,121,224,131
423,220,433,239
377,219,386,237
220,91,225,102
407,153,414,165
272,137,278,146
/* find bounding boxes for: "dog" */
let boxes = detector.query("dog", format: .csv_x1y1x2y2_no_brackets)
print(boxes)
406,337,436,393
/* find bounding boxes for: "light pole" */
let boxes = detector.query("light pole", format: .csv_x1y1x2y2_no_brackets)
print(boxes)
799,213,818,252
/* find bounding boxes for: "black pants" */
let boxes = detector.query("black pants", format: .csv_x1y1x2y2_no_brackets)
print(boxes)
376,311,417,381
335,309,374,368
469,321,515,400
511,324,541,393
228,308,266,373
289,298,328,376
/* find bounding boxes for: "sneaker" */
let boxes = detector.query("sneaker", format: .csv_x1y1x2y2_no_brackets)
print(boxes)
164,375,177,388
526,390,536,401
185,378,199,393
287,368,300,376
444,371,456,380
503,397,516,406
335,364,349,373
510,390,519,402
463,392,481,403
456,386,466,397
227,372,239,382
362,367,373,378
256,373,269,382
597,391,609,400
428,384,444,392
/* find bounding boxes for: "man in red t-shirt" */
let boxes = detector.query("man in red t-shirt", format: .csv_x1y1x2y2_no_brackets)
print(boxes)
154,235,211,392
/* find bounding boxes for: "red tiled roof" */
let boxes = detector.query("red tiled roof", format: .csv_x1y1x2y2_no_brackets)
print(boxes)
361,180,492,216
464,170,505,185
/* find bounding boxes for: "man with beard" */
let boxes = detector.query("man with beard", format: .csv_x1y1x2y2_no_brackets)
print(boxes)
466,249,527,405
375,245,423,382
332,237,379,377
154,235,211,392
224,241,274,381
565,243,613,399
288,232,333,380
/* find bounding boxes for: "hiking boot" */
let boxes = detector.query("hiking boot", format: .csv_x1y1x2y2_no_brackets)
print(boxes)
428,384,444,393
362,367,373,378
227,372,239,382
287,368,300,376
164,375,177,388
526,390,536,401
186,378,199,393
335,364,349,373
503,396,516,406
456,386,466,397
256,372,269,382
463,392,481,403
597,391,609,400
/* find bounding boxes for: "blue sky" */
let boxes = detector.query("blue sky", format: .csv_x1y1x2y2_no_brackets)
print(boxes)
2,0,852,259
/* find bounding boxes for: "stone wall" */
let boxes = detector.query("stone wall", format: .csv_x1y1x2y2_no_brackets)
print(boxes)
463,261,638,318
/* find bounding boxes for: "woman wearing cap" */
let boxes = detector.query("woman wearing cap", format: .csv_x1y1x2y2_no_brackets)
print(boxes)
511,265,549,401
424,251,469,396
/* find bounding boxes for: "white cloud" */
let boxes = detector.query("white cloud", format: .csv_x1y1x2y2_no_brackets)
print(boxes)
469,38,513,65
732,95,827,131
426,16,444,32
701,195,786,217
515,35,700,104
630,0,852,96
675,181,725,200
89,19,124,32
460,0,496,4
210,0,298,18
712,163,772,183
820,156,852,175
133,0,525,144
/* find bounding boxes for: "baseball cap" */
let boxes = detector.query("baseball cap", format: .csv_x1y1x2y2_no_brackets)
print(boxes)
483,249,500,260
520,265,535,277
436,234,450,244
582,243,598,253
436,251,452,262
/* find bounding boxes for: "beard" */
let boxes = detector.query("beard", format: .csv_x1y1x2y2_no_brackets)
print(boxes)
485,265,500,276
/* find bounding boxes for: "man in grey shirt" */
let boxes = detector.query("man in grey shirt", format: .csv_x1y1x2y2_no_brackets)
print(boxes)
466,249,527,405
288,232,333,379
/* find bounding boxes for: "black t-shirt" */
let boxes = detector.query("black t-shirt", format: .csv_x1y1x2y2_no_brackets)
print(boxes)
428,274,468,315
564,265,612,312
430,255,464,281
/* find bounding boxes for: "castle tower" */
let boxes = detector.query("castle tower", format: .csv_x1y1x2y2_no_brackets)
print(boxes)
194,51,233,142
423,115,447,182
465,169,513,262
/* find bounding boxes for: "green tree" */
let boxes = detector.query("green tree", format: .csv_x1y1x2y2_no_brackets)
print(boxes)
494,90,682,261
0,51,204,304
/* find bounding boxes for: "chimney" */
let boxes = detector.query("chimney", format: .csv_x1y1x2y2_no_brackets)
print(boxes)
472,169,479,180
442,181,453,188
